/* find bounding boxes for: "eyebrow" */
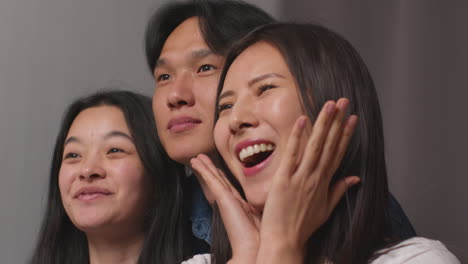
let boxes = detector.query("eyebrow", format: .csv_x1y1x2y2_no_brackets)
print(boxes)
218,90,235,101
219,73,286,101
104,130,134,142
63,130,133,146
155,48,214,69
191,49,213,60
248,73,285,87
64,136,80,146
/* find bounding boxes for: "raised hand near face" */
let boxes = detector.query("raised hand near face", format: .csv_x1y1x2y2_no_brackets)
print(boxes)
191,154,261,264
256,98,360,264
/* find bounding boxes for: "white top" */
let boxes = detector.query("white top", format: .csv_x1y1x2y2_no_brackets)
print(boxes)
182,237,459,264
182,254,210,264
371,237,460,264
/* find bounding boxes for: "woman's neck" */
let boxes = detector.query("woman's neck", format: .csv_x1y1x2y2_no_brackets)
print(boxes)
87,231,144,264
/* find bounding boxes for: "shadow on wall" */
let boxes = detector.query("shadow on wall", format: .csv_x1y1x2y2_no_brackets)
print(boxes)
280,0,468,262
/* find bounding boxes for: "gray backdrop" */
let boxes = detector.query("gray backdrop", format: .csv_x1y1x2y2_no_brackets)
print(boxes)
0,0,466,263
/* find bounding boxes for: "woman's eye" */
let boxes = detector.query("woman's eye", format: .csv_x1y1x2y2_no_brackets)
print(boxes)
218,103,233,113
156,73,171,82
258,84,276,95
107,148,124,154
197,64,216,73
64,152,80,159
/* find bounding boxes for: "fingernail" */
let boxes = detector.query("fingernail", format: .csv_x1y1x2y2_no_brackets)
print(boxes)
346,115,358,128
337,98,349,109
327,102,336,113
349,177,361,186
298,116,306,128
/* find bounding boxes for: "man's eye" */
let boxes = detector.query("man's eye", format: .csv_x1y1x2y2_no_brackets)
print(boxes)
218,103,233,113
156,74,171,82
64,152,80,159
258,84,276,95
107,148,124,154
197,64,216,73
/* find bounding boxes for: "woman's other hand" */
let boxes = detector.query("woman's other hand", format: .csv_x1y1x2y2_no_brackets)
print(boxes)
191,154,260,264
257,98,360,264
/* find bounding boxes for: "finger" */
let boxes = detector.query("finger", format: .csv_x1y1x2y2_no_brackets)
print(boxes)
275,115,308,180
296,101,336,176
327,176,360,215
327,115,358,178
315,98,349,182
190,157,228,195
198,154,224,181
217,168,244,201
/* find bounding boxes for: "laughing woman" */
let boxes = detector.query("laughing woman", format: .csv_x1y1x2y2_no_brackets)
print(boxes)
30,91,190,264
191,24,460,263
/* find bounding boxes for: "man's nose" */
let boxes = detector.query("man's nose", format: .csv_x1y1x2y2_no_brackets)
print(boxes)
167,74,195,109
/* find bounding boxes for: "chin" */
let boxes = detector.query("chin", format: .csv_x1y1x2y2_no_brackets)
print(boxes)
69,210,113,232
169,143,216,165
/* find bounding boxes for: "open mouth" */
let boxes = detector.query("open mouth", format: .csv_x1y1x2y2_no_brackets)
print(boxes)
239,143,275,168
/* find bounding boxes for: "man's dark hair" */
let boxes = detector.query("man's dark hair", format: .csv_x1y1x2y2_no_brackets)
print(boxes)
144,0,275,74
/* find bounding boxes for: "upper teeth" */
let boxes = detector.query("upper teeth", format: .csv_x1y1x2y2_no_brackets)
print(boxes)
239,143,275,161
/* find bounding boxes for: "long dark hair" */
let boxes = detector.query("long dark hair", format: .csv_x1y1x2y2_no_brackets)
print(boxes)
212,23,399,263
144,1,275,260
30,90,188,264
144,0,275,74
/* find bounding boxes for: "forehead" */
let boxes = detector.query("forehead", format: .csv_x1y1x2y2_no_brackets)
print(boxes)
68,106,129,136
224,42,290,87
159,17,209,60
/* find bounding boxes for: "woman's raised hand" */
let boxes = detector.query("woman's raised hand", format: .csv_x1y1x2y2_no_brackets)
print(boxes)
257,98,360,264
191,154,261,264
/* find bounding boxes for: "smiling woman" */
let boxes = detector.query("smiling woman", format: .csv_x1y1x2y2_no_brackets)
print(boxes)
30,90,189,264
190,23,460,264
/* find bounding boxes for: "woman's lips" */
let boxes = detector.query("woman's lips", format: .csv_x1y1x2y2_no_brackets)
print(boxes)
167,116,202,133
74,187,112,201
234,139,276,177
77,193,109,201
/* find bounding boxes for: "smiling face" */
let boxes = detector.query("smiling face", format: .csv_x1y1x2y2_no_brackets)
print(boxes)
152,17,224,165
215,42,306,211
59,105,148,236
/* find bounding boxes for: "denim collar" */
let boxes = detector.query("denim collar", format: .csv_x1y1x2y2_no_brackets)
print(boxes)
189,173,212,245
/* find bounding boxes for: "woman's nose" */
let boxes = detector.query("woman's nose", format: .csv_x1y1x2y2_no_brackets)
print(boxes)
79,156,106,181
228,99,259,134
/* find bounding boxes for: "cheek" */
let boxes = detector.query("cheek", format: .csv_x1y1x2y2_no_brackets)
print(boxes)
214,121,227,156
197,78,218,111
111,160,146,195
268,95,303,134
152,91,167,135
214,119,236,169
152,88,166,115
58,166,73,196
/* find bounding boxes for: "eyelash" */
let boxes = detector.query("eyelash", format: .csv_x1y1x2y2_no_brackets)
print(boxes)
64,152,80,159
107,147,124,154
218,103,233,113
156,73,170,82
197,64,216,73
258,84,276,95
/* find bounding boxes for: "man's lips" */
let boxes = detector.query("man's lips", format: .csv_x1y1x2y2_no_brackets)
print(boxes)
167,116,202,133
74,186,112,201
